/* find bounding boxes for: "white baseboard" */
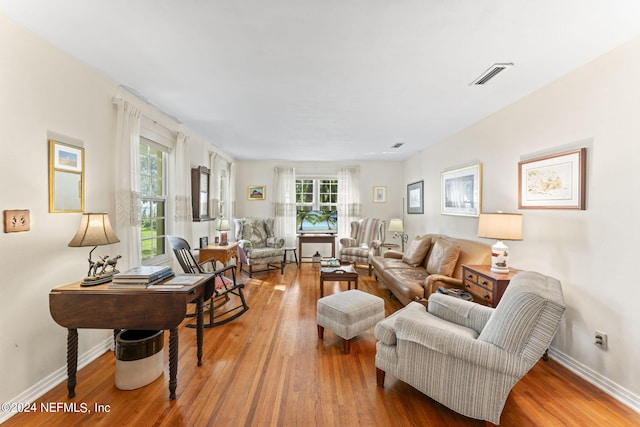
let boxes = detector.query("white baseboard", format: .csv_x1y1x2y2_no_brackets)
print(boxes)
0,337,112,424
548,347,640,414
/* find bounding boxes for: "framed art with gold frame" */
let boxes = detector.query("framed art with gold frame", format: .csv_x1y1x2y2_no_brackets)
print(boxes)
248,185,266,200
49,140,84,213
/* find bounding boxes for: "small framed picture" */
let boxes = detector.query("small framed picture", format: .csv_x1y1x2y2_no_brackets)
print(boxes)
373,186,386,203
248,185,266,200
407,181,424,214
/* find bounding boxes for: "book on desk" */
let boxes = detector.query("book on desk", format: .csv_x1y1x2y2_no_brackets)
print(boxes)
110,265,175,288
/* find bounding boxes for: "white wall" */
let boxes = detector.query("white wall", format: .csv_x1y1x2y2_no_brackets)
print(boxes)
402,37,640,402
0,14,228,409
0,14,118,404
235,160,403,257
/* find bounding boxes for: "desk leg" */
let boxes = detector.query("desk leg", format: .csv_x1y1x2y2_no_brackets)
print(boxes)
169,327,178,400
66,328,78,398
196,295,203,367
320,278,324,297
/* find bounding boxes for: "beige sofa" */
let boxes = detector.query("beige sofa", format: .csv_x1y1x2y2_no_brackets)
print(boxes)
371,234,491,305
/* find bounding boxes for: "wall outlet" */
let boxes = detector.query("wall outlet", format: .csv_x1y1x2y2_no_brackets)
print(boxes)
595,331,608,350
3,210,30,233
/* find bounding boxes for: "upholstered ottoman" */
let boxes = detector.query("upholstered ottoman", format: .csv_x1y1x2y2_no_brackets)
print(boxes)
317,289,385,354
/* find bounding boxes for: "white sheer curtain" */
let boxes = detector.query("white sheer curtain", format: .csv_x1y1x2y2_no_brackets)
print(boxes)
171,132,192,240
337,166,361,248
273,167,297,247
113,99,142,270
209,152,220,238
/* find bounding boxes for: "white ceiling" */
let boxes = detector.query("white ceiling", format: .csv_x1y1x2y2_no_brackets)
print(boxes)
2,1,640,161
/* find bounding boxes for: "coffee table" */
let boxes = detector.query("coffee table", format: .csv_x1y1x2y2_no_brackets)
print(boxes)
319,263,358,297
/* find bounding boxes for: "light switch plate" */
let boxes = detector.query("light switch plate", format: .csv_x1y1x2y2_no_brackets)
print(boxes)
3,210,30,233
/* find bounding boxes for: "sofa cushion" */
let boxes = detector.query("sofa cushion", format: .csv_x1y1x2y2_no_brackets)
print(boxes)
426,238,461,276
402,235,432,267
382,267,428,302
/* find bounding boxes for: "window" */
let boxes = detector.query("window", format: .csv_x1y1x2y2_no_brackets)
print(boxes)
140,138,168,261
296,178,338,232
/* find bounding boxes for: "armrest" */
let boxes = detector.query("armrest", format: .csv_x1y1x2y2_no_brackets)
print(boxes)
383,250,403,259
237,239,253,252
424,275,463,296
370,239,382,249
394,314,528,376
339,237,356,247
374,302,426,345
426,293,493,334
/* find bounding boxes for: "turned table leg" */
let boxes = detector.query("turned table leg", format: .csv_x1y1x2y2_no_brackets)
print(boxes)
66,328,78,398
169,327,179,399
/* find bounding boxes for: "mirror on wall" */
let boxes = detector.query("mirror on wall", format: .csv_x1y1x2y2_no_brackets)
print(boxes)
48,139,84,213
191,166,211,221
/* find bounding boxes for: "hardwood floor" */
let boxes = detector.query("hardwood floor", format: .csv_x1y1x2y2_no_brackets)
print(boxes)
6,263,640,426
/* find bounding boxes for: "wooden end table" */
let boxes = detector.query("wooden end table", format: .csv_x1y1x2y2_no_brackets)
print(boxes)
199,242,239,274
461,264,520,307
319,263,358,297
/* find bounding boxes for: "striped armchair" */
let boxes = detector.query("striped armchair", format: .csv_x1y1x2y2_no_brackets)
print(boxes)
339,218,386,275
374,271,566,425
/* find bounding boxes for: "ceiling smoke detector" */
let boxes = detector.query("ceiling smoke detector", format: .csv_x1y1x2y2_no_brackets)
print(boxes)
470,63,514,86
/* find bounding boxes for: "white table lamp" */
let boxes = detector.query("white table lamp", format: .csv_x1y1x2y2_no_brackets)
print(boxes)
388,218,408,252
477,213,523,273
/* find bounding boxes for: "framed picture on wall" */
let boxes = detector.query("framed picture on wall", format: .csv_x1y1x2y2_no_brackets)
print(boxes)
48,140,84,213
518,148,586,210
407,181,423,214
373,186,386,203
248,185,266,200
441,163,482,217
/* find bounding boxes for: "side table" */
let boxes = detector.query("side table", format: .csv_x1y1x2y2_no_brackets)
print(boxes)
199,242,239,274
461,264,520,307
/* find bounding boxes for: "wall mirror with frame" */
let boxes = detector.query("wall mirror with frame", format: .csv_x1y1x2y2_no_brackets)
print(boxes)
191,166,212,221
48,139,84,213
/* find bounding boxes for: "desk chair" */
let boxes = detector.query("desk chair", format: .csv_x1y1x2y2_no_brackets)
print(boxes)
168,236,249,327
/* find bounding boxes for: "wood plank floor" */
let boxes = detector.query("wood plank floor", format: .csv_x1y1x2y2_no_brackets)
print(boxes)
5,263,640,426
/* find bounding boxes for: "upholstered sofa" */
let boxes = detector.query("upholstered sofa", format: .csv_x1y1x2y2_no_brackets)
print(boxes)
371,234,491,305
374,271,566,424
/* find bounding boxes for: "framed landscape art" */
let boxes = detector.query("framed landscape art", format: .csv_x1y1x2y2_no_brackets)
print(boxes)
248,185,266,200
441,163,482,217
518,148,586,210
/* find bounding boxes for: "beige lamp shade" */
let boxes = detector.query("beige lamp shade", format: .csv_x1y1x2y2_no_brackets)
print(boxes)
478,213,522,273
216,218,231,231
388,218,404,233
68,213,120,247
477,213,522,241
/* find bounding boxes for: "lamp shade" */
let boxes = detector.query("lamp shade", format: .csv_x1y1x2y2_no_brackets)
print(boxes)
477,213,522,241
216,218,231,231
68,213,120,247
388,218,404,233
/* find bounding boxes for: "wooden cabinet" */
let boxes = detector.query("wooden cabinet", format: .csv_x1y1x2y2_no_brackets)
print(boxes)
461,264,519,307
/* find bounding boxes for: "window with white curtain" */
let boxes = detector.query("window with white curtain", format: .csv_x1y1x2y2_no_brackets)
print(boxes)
295,178,338,232
139,136,169,262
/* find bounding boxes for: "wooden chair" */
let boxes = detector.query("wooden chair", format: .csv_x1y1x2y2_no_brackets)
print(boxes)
168,236,249,328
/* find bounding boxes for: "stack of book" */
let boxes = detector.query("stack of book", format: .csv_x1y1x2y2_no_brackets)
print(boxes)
110,265,175,288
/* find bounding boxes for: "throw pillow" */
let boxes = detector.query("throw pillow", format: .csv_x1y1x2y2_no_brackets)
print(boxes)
402,235,432,267
426,238,461,276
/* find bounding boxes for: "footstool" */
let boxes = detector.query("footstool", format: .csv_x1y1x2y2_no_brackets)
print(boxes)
317,289,385,354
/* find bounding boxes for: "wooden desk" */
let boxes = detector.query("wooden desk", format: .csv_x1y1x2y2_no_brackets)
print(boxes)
49,274,211,400
298,233,336,261
199,242,239,272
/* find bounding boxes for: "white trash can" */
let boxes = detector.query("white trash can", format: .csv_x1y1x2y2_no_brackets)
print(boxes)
115,330,164,390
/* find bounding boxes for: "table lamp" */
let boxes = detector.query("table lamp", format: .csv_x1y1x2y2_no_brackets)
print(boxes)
68,212,121,286
216,217,231,246
388,218,408,252
477,212,523,273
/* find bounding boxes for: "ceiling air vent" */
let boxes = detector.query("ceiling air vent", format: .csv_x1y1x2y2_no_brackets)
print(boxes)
391,142,404,149
470,63,514,86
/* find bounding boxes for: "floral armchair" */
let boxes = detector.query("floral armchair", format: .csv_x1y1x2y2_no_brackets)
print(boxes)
339,218,386,275
234,217,285,277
